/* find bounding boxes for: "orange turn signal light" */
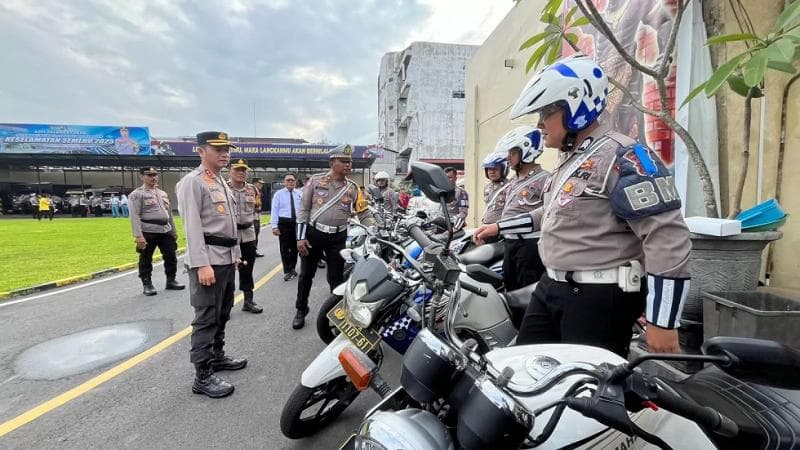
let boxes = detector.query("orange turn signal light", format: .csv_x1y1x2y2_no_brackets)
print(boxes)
338,347,375,391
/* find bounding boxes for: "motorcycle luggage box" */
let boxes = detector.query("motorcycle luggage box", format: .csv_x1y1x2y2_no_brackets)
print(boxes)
659,365,800,449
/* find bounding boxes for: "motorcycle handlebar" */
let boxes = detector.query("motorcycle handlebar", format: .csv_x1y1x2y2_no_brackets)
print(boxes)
407,223,435,249
460,279,487,297
653,388,738,437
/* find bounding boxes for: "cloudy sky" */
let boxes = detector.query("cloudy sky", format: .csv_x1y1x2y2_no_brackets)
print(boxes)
0,0,513,144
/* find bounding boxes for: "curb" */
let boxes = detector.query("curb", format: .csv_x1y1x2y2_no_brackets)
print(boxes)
0,247,186,301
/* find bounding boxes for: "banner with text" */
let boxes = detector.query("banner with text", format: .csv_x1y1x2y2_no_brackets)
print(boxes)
0,123,151,155
155,141,384,160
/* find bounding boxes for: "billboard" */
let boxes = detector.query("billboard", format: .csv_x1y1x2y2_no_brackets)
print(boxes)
153,141,384,160
0,123,151,155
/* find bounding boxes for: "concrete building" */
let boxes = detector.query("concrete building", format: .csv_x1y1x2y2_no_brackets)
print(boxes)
378,42,478,175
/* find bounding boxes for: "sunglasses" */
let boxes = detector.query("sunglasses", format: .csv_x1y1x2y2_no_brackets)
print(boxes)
539,104,562,120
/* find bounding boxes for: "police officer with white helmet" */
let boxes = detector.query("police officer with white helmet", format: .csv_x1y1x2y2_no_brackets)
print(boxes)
475,54,691,356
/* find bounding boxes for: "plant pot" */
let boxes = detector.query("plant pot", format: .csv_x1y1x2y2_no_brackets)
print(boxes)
675,231,782,373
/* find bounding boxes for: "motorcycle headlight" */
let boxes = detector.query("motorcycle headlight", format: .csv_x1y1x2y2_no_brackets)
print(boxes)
346,280,375,328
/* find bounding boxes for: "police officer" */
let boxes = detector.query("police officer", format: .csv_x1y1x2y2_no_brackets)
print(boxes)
444,167,468,229
294,144,376,329
372,171,397,213
474,55,691,357
176,131,247,398
492,126,550,292
129,167,184,296
228,159,263,314
252,177,266,258
481,151,509,224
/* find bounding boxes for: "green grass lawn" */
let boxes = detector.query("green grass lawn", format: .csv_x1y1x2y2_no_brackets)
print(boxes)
0,214,270,292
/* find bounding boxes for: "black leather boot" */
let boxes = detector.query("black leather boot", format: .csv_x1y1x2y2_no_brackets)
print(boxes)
241,291,263,314
192,362,234,398
210,351,248,372
165,278,185,290
142,277,157,296
292,308,309,330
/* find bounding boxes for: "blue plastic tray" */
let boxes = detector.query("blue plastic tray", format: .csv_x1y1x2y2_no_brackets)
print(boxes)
736,199,786,229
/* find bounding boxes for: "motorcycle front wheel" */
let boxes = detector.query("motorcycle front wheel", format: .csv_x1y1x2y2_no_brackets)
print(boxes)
279,376,360,439
316,293,343,344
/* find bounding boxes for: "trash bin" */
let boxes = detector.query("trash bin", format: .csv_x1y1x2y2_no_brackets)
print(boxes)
703,291,800,348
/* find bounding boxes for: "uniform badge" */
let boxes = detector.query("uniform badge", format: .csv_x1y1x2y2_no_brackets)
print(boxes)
341,196,351,204
520,190,529,197
216,204,225,213
563,182,574,193
580,160,596,170
556,193,573,207
316,198,324,205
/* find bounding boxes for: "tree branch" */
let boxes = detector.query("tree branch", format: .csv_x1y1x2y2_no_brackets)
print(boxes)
657,0,687,77
608,77,662,117
727,90,754,218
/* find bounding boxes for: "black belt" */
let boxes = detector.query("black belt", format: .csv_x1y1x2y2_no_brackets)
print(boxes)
237,222,253,230
278,217,296,224
204,235,238,247
142,218,169,225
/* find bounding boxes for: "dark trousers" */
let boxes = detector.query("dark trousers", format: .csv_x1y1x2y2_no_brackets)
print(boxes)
189,264,236,365
502,238,544,291
37,210,52,221
254,219,261,244
516,274,645,358
138,232,178,280
278,218,298,274
295,228,346,312
238,240,257,292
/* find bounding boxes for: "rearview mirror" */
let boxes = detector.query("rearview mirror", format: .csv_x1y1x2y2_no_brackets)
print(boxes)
702,336,800,389
409,162,455,203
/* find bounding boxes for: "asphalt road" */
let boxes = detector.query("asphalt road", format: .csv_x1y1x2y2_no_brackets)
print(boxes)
0,234,400,449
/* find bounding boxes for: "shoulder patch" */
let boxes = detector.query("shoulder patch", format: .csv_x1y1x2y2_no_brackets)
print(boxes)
611,144,681,220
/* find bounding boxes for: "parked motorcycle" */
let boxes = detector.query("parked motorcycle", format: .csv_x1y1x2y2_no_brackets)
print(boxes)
337,161,800,450
280,173,530,439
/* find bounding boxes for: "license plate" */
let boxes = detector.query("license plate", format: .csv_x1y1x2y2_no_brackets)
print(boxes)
326,300,381,353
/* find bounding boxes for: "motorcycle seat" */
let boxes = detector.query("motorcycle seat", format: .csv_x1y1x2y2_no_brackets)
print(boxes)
464,264,503,289
502,283,536,314
659,365,800,449
459,242,503,266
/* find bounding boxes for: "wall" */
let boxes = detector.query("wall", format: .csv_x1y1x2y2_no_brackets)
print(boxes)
464,0,555,226
705,0,800,289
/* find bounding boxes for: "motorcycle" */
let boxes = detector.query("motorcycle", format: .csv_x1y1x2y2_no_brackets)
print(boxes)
337,161,800,450
280,191,530,439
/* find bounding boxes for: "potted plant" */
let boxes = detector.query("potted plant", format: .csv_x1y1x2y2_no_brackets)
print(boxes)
515,0,799,370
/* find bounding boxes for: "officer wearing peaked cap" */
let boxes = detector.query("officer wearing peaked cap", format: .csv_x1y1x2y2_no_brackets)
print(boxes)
176,131,248,398
129,167,184,296
251,177,266,257
293,144,376,329
228,159,263,314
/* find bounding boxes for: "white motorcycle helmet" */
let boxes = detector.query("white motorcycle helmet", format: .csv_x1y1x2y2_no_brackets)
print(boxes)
481,151,508,178
494,126,544,164
510,54,608,141
374,171,390,183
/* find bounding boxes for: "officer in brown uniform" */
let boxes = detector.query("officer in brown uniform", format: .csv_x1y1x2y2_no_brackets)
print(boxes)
228,159,263,314
444,167,469,230
475,55,691,357
480,151,508,225
129,167,184,296
252,177,266,257
372,171,397,213
294,144,376,329
176,131,247,398
491,126,550,292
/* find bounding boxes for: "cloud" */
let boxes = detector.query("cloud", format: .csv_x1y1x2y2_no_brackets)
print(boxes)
0,0,511,144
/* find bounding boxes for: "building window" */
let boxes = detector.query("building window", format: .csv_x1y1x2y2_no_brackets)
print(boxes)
388,105,394,110
388,77,394,82
452,90,465,99
389,132,394,137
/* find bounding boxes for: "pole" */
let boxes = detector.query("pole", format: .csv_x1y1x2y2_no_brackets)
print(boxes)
79,165,85,194
121,165,126,189
36,163,41,193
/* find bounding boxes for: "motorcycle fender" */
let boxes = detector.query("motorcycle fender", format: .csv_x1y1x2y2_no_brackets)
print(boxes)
300,334,351,388
333,282,347,297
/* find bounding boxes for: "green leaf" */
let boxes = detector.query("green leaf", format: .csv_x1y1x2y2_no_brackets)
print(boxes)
774,0,800,32
766,38,798,62
572,16,591,27
519,31,550,51
704,53,749,96
565,32,579,45
767,60,798,73
727,74,752,97
526,41,551,73
541,12,558,25
743,50,768,86
564,6,577,27
546,39,563,65
705,33,759,46
680,80,709,108
543,0,564,17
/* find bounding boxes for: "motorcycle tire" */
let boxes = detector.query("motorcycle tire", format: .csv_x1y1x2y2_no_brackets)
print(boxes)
279,376,360,439
316,293,344,344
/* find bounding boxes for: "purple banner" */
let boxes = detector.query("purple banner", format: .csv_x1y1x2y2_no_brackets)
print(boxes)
152,141,384,160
